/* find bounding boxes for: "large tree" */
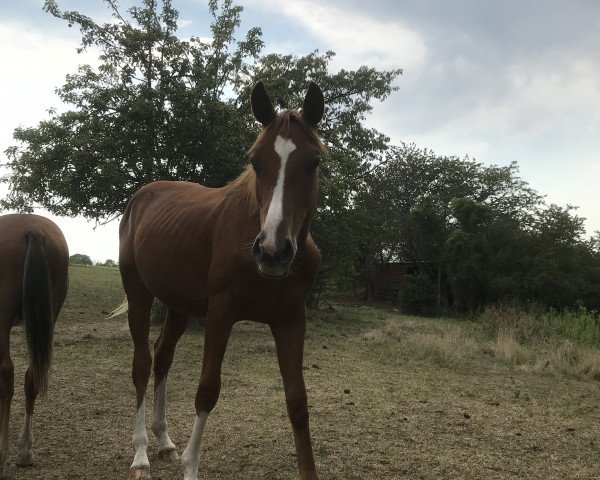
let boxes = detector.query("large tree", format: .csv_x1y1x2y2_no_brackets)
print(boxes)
2,1,401,303
1,0,400,227
355,144,542,281
3,0,263,219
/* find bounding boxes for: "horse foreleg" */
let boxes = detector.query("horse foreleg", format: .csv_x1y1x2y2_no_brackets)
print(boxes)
181,313,232,480
15,366,37,466
152,309,189,461
271,309,319,480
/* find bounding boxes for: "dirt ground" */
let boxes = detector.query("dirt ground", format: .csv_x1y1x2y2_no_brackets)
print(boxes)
3,266,599,479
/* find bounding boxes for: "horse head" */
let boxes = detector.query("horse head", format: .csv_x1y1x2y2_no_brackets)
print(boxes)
249,81,325,278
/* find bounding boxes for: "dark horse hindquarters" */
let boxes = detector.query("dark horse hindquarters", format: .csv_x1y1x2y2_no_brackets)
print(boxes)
120,82,324,480
0,214,69,477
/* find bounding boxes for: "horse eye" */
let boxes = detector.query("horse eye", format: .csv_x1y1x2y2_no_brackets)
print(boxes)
309,156,321,171
250,156,261,174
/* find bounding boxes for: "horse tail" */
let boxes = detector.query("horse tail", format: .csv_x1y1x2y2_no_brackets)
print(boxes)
22,230,54,396
108,299,129,318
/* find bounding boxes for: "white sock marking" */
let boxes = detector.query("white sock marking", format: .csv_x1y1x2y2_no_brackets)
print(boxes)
131,400,150,469
17,412,33,451
181,412,210,480
262,135,296,252
152,377,176,452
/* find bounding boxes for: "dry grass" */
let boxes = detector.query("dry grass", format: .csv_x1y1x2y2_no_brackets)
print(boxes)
2,267,599,479
492,330,532,365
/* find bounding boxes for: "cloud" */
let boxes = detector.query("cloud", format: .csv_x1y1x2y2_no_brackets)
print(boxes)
3,0,600,244
178,18,193,29
505,57,600,134
245,0,425,71
0,21,99,151
0,20,115,259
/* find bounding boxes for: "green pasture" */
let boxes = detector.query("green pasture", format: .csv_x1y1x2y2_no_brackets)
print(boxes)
3,265,599,479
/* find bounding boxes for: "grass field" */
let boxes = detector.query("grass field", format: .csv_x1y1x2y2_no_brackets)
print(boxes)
4,266,600,479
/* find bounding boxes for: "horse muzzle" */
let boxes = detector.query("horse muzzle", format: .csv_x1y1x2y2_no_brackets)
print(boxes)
252,232,296,278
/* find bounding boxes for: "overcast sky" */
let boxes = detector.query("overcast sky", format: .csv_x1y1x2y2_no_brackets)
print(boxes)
1,0,599,262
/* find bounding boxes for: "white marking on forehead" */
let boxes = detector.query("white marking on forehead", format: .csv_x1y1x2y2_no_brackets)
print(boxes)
262,135,296,250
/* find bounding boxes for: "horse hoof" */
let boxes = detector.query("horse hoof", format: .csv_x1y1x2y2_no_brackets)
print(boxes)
15,450,34,466
157,448,179,461
129,466,151,479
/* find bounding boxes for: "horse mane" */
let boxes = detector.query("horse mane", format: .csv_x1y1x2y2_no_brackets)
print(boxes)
228,165,258,212
229,110,325,212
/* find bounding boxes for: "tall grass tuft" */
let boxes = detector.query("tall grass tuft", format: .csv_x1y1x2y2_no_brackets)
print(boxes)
480,304,600,346
480,304,600,380
542,307,600,346
480,304,543,344
492,330,531,365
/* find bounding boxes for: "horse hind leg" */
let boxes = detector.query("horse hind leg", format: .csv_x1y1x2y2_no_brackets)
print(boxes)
17,305,62,467
15,365,38,466
0,319,14,479
126,287,154,480
151,308,188,461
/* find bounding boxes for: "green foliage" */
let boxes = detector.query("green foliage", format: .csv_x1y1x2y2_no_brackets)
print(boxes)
397,273,436,315
2,1,598,313
69,253,93,265
358,143,600,312
542,307,600,347
481,304,600,347
357,145,542,267
2,0,401,298
3,0,264,218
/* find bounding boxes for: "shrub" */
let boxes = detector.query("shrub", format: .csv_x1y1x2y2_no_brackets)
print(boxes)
397,273,436,315
542,307,600,346
479,304,545,344
480,304,600,346
69,253,93,266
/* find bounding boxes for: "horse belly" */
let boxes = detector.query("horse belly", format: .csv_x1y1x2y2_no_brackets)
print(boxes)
134,232,211,317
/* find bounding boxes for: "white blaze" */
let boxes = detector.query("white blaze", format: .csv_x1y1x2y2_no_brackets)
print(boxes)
262,135,296,252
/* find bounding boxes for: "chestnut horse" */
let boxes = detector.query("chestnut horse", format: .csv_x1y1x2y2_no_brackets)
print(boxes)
0,214,69,477
118,82,325,480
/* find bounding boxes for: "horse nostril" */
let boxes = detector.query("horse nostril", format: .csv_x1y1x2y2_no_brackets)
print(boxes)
252,237,261,259
281,239,294,263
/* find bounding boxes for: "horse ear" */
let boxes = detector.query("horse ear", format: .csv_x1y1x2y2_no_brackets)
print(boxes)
251,81,276,126
302,82,324,127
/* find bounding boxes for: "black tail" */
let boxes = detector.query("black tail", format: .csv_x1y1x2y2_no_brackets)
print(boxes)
22,231,54,396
